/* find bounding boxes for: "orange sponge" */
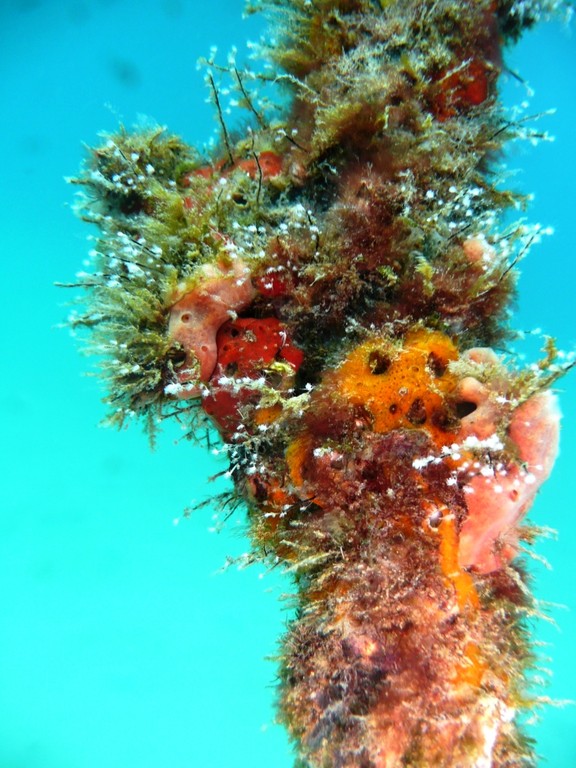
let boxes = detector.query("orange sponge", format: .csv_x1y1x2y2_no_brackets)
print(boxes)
325,328,459,445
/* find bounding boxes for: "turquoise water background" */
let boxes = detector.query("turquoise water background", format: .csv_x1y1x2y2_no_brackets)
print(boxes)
0,1,574,766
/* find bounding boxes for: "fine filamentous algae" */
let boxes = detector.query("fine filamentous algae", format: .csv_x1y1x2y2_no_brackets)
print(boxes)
67,1,573,765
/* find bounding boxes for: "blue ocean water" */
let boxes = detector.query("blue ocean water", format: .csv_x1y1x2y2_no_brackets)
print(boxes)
0,1,574,766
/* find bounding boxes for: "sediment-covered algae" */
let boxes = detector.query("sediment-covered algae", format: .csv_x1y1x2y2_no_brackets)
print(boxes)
67,1,574,765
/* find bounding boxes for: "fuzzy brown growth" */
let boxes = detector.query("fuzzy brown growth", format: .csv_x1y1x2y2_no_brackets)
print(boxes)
249,406,531,764
71,0,569,765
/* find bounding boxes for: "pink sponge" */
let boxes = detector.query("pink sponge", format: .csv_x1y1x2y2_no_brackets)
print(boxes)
166,258,255,397
458,390,561,573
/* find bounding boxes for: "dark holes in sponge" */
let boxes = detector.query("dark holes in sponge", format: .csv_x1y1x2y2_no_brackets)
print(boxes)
167,347,187,368
455,400,477,419
368,349,391,375
427,351,448,377
406,397,427,426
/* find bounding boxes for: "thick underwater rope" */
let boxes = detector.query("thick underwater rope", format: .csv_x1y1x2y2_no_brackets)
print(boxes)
69,1,572,765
